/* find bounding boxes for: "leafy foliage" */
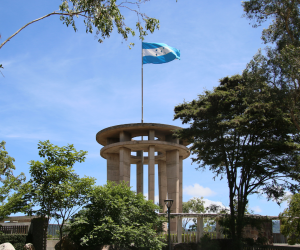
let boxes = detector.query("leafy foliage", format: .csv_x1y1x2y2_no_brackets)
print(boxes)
58,0,160,43
0,234,27,248
0,141,27,219
0,0,160,51
279,193,300,245
242,0,300,133
24,140,95,249
198,234,220,250
174,74,299,249
0,0,162,72
67,181,166,250
182,197,205,230
243,0,300,49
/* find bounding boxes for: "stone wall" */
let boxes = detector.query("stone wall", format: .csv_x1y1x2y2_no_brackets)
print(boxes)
242,220,273,244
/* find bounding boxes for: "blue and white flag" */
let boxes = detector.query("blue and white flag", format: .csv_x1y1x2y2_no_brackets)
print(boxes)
142,42,180,64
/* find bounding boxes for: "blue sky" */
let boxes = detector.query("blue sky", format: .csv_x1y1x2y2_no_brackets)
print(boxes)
0,0,288,217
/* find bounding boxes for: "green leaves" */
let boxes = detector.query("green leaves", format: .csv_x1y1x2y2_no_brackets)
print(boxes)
182,197,205,230
174,74,299,245
68,181,166,250
58,0,160,44
0,141,26,219
25,140,95,246
279,193,300,245
242,0,300,133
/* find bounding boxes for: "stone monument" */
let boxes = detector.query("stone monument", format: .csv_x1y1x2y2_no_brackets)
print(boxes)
96,123,190,231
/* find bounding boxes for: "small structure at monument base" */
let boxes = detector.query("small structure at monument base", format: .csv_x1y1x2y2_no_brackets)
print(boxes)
159,213,286,245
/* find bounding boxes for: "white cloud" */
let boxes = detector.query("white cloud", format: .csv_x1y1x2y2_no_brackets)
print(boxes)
183,184,216,197
203,198,229,213
251,206,262,213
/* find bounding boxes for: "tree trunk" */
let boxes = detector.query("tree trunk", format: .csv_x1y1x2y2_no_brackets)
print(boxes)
59,224,63,250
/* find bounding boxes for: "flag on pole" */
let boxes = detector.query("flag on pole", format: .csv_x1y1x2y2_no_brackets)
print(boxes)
142,42,180,64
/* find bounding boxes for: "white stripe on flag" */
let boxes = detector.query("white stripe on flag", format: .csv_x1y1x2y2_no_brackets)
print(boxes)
143,46,174,57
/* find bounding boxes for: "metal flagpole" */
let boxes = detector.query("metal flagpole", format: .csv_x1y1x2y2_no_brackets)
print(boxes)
141,41,144,124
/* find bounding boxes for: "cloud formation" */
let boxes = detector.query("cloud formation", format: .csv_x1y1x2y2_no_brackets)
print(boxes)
251,206,262,213
183,184,216,197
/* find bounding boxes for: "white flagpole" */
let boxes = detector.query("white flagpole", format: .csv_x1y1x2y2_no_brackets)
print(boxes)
141,41,144,124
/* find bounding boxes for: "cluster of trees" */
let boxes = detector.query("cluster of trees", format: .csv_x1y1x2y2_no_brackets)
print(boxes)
173,0,300,249
0,0,166,246
0,140,165,250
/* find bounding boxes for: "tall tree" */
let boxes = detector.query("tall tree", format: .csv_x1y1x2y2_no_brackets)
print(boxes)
242,0,300,132
0,141,27,219
174,74,300,249
67,181,166,250
25,140,95,249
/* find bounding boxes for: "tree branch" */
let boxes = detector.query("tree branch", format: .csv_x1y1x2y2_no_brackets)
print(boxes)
0,11,86,50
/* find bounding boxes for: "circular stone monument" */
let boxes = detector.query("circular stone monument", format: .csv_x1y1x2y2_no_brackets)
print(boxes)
96,123,190,229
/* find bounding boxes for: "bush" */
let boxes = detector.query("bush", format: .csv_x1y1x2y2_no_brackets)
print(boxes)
256,236,267,245
199,234,220,250
241,238,255,246
0,234,27,245
13,242,25,250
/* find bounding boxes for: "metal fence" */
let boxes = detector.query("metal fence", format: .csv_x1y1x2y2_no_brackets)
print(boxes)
164,232,287,244
273,233,288,244
47,224,67,239
0,225,29,234
163,231,218,243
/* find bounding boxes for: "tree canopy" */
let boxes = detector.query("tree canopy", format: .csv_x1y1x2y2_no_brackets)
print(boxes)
182,197,205,230
24,140,95,249
242,0,300,132
0,0,160,51
67,181,166,250
0,141,27,219
174,74,300,249
0,0,162,72
279,193,300,245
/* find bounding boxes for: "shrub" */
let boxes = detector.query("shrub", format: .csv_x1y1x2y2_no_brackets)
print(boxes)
199,234,220,250
13,242,25,250
0,234,27,245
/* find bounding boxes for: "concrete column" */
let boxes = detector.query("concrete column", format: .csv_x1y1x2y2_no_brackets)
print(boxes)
120,131,131,142
197,216,204,242
177,216,182,243
216,218,223,239
119,147,131,186
107,153,119,183
149,129,155,140
148,145,155,202
166,149,179,232
136,151,143,194
106,138,119,145
158,160,167,212
179,156,183,213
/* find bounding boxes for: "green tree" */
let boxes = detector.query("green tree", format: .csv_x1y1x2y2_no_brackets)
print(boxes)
182,197,205,230
25,140,95,249
0,0,161,69
279,193,300,245
174,74,300,249
67,181,166,250
0,141,27,219
242,0,300,132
